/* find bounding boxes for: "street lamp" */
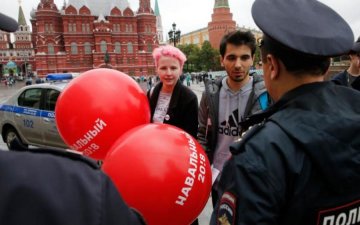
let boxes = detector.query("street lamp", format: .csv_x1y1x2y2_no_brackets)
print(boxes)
168,22,181,47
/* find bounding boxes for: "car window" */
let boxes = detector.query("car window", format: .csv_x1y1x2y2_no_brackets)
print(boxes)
18,88,42,109
44,89,60,111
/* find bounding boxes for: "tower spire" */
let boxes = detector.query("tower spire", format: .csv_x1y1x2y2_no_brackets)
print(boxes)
214,0,229,8
154,0,164,43
18,0,27,26
154,0,160,16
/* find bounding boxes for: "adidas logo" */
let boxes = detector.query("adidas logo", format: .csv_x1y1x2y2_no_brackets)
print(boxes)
218,109,241,136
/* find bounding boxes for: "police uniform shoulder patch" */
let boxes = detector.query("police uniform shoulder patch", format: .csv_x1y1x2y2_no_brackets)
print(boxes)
217,192,236,225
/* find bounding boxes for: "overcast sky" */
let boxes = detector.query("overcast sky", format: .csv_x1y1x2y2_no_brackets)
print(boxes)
1,0,359,40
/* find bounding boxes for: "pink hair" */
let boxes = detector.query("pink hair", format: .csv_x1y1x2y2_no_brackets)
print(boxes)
152,45,187,69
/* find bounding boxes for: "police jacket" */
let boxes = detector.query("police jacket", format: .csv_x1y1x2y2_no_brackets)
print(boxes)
211,82,360,225
148,80,198,138
332,70,360,91
197,73,268,163
0,149,145,225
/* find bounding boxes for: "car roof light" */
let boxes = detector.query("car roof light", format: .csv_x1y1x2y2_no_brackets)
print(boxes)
46,73,73,82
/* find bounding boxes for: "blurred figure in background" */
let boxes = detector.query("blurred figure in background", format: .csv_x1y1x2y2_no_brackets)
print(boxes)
332,37,360,91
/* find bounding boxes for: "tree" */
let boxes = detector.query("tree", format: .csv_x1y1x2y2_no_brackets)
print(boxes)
178,42,221,72
198,41,221,71
177,44,200,72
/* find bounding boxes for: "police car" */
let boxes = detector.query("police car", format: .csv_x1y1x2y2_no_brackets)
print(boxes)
0,74,73,151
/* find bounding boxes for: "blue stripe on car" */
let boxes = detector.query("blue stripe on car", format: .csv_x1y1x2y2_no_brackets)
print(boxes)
0,105,55,118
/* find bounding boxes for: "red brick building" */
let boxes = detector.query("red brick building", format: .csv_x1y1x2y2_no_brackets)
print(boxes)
31,0,158,77
0,3,34,78
208,0,236,49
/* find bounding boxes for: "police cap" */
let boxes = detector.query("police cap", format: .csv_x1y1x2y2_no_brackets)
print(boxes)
350,38,360,54
251,0,354,56
0,12,18,32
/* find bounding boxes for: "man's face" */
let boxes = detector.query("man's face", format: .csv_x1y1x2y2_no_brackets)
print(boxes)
220,44,254,84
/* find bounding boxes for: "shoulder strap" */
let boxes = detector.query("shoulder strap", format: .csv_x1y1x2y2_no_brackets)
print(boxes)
258,92,270,110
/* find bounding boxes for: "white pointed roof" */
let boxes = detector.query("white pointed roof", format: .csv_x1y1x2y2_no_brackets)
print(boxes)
67,0,131,16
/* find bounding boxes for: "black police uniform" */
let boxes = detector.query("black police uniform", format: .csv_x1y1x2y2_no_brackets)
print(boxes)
0,147,145,225
211,82,360,225
210,0,360,224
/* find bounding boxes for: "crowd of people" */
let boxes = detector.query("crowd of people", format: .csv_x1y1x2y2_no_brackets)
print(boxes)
1,0,360,224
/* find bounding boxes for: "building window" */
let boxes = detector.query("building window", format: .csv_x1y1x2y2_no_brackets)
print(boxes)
71,42,78,55
45,24,49,32
48,43,55,55
203,34,209,41
82,23,90,32
113,24,120,32
100,40,107,53
68,24,72,32
193,37,199,44
125,24,129,32
147,43,152,52
84,42,91,54
73,24,77,32
50,24,53,32
127,42,133,53
114,42,121,53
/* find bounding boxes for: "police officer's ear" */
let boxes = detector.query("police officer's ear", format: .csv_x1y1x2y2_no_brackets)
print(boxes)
264,54,281,81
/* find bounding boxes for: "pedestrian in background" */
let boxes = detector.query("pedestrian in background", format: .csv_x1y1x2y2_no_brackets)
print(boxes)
211,0,360,224
197,30,270,206
332,37,360,91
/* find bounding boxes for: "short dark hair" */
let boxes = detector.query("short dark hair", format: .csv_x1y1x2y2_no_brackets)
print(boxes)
349,36,360,55
219,30,257,58
260,34,330,76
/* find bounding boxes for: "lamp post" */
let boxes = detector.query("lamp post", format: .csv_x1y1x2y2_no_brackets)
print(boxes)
168,22,181,47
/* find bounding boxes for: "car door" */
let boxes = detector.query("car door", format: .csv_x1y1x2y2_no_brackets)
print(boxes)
15,88,43,145
40,88,68,148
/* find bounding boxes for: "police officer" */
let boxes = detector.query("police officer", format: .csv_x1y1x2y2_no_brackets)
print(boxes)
210,1,360,225
332,38,360,91
0,13,145,225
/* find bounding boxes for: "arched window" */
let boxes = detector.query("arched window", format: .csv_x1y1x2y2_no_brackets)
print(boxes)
127,42,133,53
100,40,107,53
147,43,152,52
114,42,121,53
84,42,91,54
48,43,55,55
71,42,78,55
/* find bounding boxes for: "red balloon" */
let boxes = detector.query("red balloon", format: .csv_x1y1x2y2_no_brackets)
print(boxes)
102,124,212,225
55,68,150,160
